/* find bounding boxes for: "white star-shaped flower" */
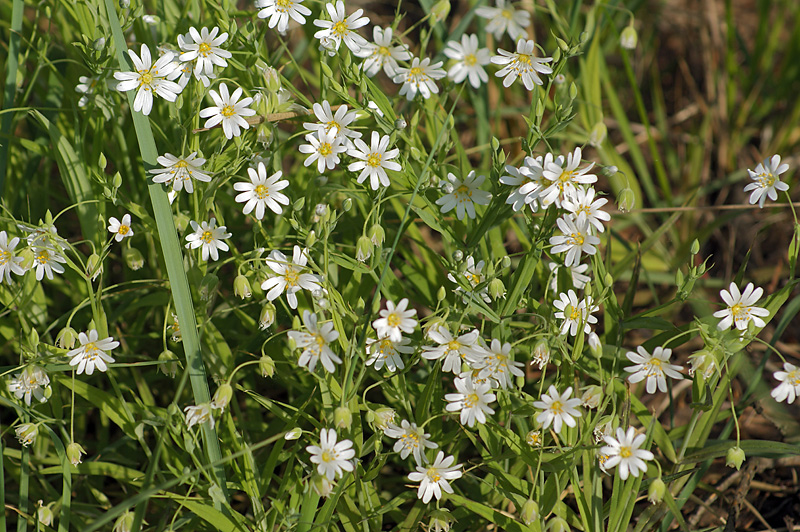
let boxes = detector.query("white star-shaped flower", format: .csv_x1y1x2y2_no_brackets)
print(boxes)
771,362,800,404
445,376,496,427
0,230,27,283
354,26,411,78
384,419,438,462
475,0,531,41
299,128,347,173
436,171,492,220
113,44,181,116
184,218,232,261
288,310,342,373
444,34,491,88
234,162,290,219
366,334,413,372
533,385,582,434
393,57,447,101
553,289,598,336
178,27,231,86
713,282,769,331
256,0,312,34
373,298,417,342
149,152,212,194
408,451,463,503
199,83,256,139
307,428,356,480
600,427,654,480
491,39,553,91
107,214,134,242
348,131,401,190
744,154,790,208
624,346,684,394
67,329,119,375
261,245,322,309
313,0,369,55
549,215,600,267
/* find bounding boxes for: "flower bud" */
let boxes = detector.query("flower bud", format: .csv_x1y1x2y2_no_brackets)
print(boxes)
581,385,602,409
334,406,353,430
501,255,511,269
37,500,54,526
234,274,252,299
620,25,638,50
158,349,180,378
690,238,700,255
259,355,275,378
56,326,78,349
489,278,506,300
113,510,135,532
618,187,636,213
311,474,335,498
67,441,86,466
259,302,276,330
368,224,385,247
373,407,396,430
342,198,353,212
261,65,282,92
647,477,666,504
430,0,450,22
428,509,453,532
123,246,144,270
306,230,317,248
211,383,233,413
394,117,407,130
356,235,373,262
285,427,302,440
437,286,447,301
16,423,38,446
526,430,542,447
548,517,570,532
93,37,106,51
726,446,745,470
589,122,608,147
119,0,130,8
520,499,540,525
532,339,550,369
452,250,463,262
588,332,602,358
87,252,103,281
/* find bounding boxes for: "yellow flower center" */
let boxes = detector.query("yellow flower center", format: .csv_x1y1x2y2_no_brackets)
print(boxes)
0,250,10,265
284,267,300,287
36,250,50,264
401,431,420,448
315,334,326,347
221,104,236,118
255,184,269,199
465,54,478,66
501,8,513,19
367,153,382,167
319,142,332,156
410,67,423,77
517,54,532,66
176,160,188,169
447,340,461,353
550,399,564,414
321,450,334,462
620,446,632,458
140,71,154,86
464,393,480,408
201,231,214,243
332,20,349,37
456,185,473,201
378,46,390,57
758,172,776,187
730,303,746,318
118,225,130,235
569,305,581,321
276,0,292,8
198,42,211,55
570,232,585,246
426,468,442,482
468,273,481,286
788,370,800,386
325,120,341,133
387,313,401,327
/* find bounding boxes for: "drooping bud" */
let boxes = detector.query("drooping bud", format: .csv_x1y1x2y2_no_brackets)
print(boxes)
373,407,396,430
581,385,602,409
158,349,180,378
67,441,86,466
211,383,234,413
356,235,373,262
647,477,666,504
368,224,385,247
520,499,540,525
589,122,608,147
259,302,276,330
532,339,550,369
726,446,745,470
452,250,463,262
234,274,252,299
489,278,506,300
311,474,335,498
620,24,638,50
618,187,636,213
430,0,450,22
548,517,570,532
15,423,39,447
428,508,454,531
123,246,144,270
259,355,275,378
56,326,78,349
87,253,103,281
37,500,54,526
334,406,353,430
113,510,135,532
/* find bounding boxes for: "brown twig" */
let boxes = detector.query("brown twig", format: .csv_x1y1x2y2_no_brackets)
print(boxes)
191,104,345,134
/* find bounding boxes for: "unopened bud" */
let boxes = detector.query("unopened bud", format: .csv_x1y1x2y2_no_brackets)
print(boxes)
259,302,276,330
56,326,78,349
520,499,540,525
368,224,385,247
306,230,317,247
548,517,570,532
311,474,335,498
690,239,700,255
394,117,407,130
342,198,353,212
123,247,144,270
588,332,602,358
647,477,666,504
452,250,463,262
373,407,396,430
67,442,86,466
259,355,275,377
211,383,233,413
581,385,602,409
261,65,282,92
726,446,745,470
87,253,103,281
37,501,54,526
93,37,106,51
430,0,450,22
356,235,373,262
428,509,453,532
437,286,447,301
158,349,180,378
501,255,511,269
234,274,252,299
285,427,302,440
334,406,353,430
618,188,636,213
113,511,135,532
589,122,608,147
620,25,638,50
532,339,550,369
489,278,506,300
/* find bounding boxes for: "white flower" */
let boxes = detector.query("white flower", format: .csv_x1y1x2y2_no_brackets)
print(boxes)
408,451,463,503
113,44,181,116
261,245,322,309
0,230,26,283
32,247,67,281
107,214,134,242
288,310,342,373
562,186,610,233
473,339,525,389
771,362,800,404
384,420,438,462
354,26,411,78
436,171,492,220
447,255,491,304
256,0,312,33
16,423,38,447
540,147,597,207
491,39,553,90
553,289,598,336
713,282,769,331
475,0,531,41
499,156,548,212
178,27,231,85
299,128,347,173
549,215,600,267
184,402,215,430
199,83,256,139
234,162,290,219
75,75,99,107
185,218,231,261
533,385,582,434
302,101,362,144
422,327,482,374
347,131,401,190
149,152,212,194
744,154,790,208
19,222,64,250
8,365,51,406
366,334,413,372
601,427,654,480
443,34,491,88
548,262,591,291
307,428,356,480
67,329,119,375
445,376,496,427
393,57,447,101
373,298,417,342
313,1,369,55
624,346,684,394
